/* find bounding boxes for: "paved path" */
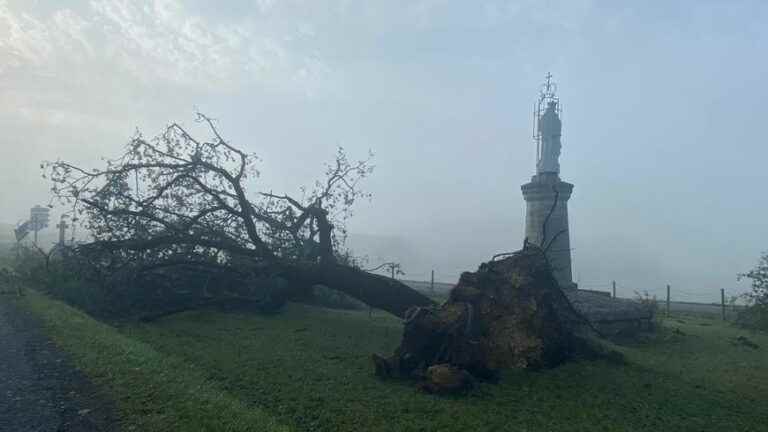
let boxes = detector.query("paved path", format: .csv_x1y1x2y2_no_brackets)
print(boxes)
0,297,116,431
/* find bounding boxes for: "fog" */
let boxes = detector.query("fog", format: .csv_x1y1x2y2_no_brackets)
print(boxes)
1,0,766,302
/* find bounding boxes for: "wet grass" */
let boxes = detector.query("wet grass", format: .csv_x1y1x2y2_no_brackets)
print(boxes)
18,290,768,431
123,304,768,432
16,291,290,432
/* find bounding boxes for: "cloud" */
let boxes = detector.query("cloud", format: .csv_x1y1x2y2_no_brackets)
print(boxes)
90,0,267,86
0,2,99,69
0,0,339,146
0,2,53,69
0,0,329,92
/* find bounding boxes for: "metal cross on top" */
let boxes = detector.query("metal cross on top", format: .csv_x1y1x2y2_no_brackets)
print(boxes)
539,72,558,102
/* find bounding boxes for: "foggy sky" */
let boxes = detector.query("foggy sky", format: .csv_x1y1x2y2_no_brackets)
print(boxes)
2,0,766,302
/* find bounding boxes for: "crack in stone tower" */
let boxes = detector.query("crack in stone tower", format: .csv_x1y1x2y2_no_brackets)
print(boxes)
521,73,577,289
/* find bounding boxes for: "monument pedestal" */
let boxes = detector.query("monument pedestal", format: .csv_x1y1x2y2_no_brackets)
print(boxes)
521,172,576,290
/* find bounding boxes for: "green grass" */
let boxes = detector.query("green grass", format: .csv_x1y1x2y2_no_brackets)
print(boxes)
17,291,768,431
125,305,768,432
14,291,290,432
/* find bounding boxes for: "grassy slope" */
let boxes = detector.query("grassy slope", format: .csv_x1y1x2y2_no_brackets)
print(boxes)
16,290,768,431
123,305,768,432
15,291,290,432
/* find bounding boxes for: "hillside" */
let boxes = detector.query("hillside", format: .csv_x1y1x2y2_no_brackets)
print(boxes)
16,292,768,432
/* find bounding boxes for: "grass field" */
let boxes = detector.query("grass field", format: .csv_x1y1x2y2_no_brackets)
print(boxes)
15,292,289,432
16,291,768,432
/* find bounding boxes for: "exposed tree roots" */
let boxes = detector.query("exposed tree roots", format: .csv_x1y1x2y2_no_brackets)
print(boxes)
373,245,608,393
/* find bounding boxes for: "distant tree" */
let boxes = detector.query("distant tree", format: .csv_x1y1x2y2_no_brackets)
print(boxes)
737,252,768,329
44,113,433,318
739,252,768,305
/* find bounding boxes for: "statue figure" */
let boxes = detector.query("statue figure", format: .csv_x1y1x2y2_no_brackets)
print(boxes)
536,101,561,174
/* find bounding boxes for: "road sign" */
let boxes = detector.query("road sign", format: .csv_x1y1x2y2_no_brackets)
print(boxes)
14,220,31,242
30,205,50,231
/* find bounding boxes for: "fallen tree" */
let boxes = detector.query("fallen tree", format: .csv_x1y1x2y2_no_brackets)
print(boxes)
372,244,609,393
44,113,433,319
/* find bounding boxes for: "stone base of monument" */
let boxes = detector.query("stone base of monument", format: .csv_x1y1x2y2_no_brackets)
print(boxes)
372,245,628,394
565,290,655,337
521,172,576,289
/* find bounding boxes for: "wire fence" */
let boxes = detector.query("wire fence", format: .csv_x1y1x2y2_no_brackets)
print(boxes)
371,264,745,320
374,267,738,303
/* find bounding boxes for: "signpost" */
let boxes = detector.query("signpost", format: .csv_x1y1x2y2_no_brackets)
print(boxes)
29,205,51,245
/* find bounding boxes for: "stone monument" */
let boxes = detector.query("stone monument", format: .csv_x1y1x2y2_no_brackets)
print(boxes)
521,74,576,289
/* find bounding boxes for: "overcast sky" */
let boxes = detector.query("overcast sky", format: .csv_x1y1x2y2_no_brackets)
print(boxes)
1,0,766,301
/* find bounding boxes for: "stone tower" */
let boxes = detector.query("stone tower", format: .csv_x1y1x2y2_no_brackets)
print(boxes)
521,74,576,289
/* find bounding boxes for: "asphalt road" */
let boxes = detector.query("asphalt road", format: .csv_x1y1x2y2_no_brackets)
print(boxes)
0,296,116,431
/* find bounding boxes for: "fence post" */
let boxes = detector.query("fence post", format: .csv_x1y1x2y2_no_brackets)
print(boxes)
666,284,671,316
721,288,726,321
431,270,435,293
612,280,616,299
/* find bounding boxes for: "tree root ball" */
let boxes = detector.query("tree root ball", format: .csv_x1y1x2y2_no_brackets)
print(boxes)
373,245,595,393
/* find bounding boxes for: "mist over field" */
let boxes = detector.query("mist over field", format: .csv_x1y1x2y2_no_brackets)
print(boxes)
3,4,768,432
2,1,767,301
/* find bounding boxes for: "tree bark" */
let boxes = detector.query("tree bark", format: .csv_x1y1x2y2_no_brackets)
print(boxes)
281,263,435,319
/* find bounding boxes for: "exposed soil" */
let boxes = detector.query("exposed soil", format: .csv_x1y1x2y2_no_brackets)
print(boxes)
372,246,600,392
0,296,118,431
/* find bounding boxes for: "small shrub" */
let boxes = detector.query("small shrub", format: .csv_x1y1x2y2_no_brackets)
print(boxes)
633,290,660,329
737,252,768,331
8,244,109,314
634,290,659,316
736,304,768,330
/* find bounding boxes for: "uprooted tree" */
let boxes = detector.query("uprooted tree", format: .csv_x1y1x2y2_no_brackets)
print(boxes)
44,113,433,319
372,244,610,393
41,113,614,392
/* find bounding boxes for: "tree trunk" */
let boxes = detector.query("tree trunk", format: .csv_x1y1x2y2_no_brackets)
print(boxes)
281,263,435,319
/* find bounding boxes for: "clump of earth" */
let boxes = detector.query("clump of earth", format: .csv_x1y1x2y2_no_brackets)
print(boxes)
373,245,613,393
